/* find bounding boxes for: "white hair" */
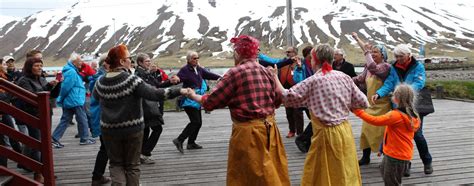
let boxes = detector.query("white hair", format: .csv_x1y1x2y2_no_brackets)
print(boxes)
69,52,81,62
186,51,198,62
393,44,412,56
334,48,345,57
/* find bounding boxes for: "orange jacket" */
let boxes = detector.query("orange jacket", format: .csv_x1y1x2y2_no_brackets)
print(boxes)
353,109,420,160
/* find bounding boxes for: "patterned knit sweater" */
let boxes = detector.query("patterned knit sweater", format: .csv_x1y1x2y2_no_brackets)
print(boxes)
93,71,181,135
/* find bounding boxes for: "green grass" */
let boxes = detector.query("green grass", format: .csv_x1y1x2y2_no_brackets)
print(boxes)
426,80,474,100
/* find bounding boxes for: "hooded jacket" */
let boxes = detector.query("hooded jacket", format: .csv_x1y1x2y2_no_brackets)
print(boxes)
353,108,420,160
56,61,86,109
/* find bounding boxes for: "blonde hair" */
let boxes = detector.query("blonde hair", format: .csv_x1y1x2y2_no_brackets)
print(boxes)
393,84,419,129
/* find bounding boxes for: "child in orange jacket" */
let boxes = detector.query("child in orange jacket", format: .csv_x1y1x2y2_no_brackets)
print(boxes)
353,84,420,185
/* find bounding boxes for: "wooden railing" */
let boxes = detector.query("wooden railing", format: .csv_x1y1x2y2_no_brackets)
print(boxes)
0,78,55,186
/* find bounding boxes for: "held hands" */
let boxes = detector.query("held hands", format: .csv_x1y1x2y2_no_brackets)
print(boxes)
49,80,59,86
370,94,379,105
180,88,195,97
266,64,278,76
292,57,302,67
170,75,180,84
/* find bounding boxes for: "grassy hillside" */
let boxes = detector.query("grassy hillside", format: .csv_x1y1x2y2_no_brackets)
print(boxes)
32,45,473,68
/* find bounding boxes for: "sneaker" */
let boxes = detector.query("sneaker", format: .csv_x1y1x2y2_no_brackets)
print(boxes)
79,139,96,145
424,164,433,174
286,132,295,138
173,138,184,153
52,141,64,149
140,155,155,165
186,143,203,150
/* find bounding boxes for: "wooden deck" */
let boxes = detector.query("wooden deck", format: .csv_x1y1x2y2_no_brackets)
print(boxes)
6,99,474,185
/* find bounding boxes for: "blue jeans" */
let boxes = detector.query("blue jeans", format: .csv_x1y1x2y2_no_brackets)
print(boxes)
414,114,432,165
52,106,90,142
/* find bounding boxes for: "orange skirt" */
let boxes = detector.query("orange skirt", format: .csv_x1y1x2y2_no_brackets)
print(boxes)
227,115,290,186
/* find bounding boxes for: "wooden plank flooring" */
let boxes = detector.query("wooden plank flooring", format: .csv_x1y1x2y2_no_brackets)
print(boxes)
6,99,474,185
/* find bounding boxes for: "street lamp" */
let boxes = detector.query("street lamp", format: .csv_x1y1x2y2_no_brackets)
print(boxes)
112,18,116,45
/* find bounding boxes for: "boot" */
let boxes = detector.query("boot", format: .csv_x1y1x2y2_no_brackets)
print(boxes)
34,173,44,183
358,148,371,165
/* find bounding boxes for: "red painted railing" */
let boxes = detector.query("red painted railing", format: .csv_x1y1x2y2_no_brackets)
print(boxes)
0,78,55,186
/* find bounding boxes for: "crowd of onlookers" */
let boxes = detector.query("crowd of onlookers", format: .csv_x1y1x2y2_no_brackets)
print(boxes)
1,32,435,185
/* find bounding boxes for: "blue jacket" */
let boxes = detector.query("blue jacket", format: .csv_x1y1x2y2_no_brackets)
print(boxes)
376,57,426,98
56,61,86,109
293,58,313,83
258,53,293,68
88,67,106,137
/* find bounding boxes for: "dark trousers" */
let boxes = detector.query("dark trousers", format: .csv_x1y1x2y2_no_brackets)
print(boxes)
141,125,163,156
414,114,432,165
103,131,143,186
1,114,23,154
24,124,41,162
92,135,109,181
380,155,408,186
296,109,313,143
0,134,6,166
177,107,202,144
285,107,304,134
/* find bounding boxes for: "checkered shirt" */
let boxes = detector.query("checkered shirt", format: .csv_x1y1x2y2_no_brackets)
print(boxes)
283,70,369,126
201,60,282,122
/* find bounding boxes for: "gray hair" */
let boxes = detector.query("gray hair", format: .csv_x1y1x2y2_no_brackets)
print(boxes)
334,48,345,57
315,44,334,65
186,51,198,62
393,44,412,56
99,53,108,67
69,52,81,62
136,52,150,64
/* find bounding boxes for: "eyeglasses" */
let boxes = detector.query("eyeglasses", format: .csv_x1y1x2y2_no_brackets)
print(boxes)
192,57,199,60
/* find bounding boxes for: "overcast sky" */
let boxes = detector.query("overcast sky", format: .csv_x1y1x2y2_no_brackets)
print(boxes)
0,0,78,17
1,0,473,18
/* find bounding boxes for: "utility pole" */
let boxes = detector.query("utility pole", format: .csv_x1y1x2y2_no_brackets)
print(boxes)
286,0,294,47
112,18,116,45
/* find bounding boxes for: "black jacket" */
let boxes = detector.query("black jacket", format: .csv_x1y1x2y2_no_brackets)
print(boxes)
333,59,357,78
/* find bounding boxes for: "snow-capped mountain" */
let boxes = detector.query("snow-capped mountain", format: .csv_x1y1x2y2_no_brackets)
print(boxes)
0,0,473,61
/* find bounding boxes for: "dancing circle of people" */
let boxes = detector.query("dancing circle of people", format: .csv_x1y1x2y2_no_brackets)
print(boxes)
0,33,436,186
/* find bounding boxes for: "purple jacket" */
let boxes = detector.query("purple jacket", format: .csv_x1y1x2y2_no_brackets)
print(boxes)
177,64,221,89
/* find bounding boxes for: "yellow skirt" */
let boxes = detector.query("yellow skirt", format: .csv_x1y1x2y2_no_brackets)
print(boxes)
227,115,290,186
301,116,361,186
360,97,391,152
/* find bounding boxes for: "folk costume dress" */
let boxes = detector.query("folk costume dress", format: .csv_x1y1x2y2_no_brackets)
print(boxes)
353,52,391,152
201,60,290,186
283,68,368,186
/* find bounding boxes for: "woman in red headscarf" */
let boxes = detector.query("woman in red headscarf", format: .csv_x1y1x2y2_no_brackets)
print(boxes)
272,44,369,186
186,35,290,186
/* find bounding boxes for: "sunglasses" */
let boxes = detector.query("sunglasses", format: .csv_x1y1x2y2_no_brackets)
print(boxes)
394,55,405,58
192,57,199,60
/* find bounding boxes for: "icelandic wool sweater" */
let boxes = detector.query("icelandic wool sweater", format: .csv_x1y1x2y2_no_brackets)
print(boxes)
93,71,181,135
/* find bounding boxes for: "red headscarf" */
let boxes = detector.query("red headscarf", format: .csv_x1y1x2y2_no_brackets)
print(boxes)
311,48,333,75
230,35,259,60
